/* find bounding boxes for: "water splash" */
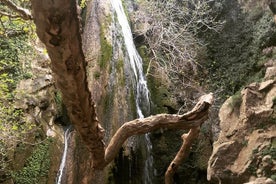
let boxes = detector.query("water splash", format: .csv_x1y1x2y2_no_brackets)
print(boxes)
56,127,72,184
110,0,153,183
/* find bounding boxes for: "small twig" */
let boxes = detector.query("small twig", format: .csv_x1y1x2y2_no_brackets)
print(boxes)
2,0,32,20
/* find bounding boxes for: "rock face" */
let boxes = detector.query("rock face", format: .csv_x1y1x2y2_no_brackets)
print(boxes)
65,0,147,183
7,40,65,184
207,58,276,183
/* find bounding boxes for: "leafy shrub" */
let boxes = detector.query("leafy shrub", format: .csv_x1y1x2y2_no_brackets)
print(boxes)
11,139,51,184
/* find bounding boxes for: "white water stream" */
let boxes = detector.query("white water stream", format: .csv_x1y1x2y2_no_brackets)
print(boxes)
56,127,72,184
110,0,153,183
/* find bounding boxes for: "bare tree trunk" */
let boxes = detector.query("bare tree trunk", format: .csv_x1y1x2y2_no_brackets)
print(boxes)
31,0,106,169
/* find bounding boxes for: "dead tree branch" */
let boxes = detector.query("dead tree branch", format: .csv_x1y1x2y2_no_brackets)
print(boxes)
165,127,200,184
0,10,20,18
105,93,213,166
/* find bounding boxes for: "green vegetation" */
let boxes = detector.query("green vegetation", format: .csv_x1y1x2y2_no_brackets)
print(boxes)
271,174,276,181
228,91,242,110
79,0,87,9
0,1,38,180
137,45,150,75
11,139,51,184
261,144,276,160
201,2,275,100
116,59,125,86
93,71,101,79
272,96,276,107
99,17,112,70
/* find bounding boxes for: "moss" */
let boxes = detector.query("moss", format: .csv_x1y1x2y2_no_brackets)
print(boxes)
137,45,173,114
272,96,276,107
79,0,87,9
137,45,150,74
93,71,101,79
103,90,115,116
99,35,112,69
116,59,124,71
98,17,112,70
116,59,125,86
228,91,242,110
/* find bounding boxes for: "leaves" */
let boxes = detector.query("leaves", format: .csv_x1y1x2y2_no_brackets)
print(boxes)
11,139,51,184
0,1,36,177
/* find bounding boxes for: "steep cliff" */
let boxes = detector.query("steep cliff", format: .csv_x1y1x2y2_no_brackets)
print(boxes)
208,51,276,183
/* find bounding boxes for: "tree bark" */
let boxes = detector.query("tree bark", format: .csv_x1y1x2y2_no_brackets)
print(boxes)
2,0,32,20
31,0,106,169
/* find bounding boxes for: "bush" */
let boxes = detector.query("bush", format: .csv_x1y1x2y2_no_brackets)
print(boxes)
11,139,51,184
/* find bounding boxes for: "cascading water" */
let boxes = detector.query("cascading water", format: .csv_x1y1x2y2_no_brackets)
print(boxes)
110,0,153,183
56,127,72,184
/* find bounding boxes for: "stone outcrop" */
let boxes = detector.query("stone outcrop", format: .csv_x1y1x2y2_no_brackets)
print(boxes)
207,52,276,183
7,40,65,184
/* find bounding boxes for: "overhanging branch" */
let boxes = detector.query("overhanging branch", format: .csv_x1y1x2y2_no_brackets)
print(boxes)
104,93,213,166
0,10,21,18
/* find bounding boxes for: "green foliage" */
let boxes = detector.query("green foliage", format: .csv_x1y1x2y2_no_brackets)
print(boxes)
11,139,51,184
242,140,248,147
271,174,276,181
272,97,276,107
228,91,242,110
0,2,36,178
79,0,87,9
54,91,62,107
261,145,276,160
201,1,275,100
0,104,35,173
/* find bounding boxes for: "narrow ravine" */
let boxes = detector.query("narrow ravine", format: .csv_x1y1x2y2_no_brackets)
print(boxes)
110,0,153,183
56,127,72,184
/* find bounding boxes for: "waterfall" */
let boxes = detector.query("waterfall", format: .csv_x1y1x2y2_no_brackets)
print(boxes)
110,0,153,183
56,127,71,184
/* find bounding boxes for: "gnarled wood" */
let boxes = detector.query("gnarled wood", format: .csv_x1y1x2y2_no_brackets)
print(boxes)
104,93,213,166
